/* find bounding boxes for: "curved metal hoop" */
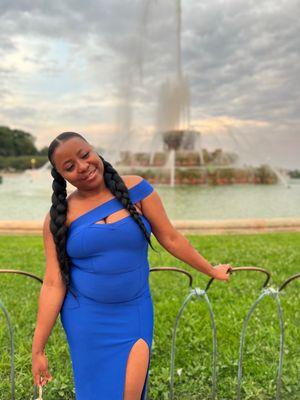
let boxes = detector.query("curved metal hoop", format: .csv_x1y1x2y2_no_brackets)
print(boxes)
0,269,43,400
236,288,284,400
205,266,271,292
278,273,300,292
150,266,193,288
168,287,217,400
0,269,43,284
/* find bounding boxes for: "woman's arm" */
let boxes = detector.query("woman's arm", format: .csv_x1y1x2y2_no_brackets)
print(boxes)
32,212,67,355
32,285,66,355
152,229,219,278
141,188,230,279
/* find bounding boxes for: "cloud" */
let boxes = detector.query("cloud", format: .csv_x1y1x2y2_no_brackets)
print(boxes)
0,0,299,168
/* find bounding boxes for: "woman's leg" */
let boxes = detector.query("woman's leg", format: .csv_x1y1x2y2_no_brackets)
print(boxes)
123,338,150,400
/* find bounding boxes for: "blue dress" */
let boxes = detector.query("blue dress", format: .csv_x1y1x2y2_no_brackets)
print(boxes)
59,178,155,400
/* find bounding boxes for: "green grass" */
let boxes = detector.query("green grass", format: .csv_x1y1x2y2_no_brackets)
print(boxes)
0,233,299,400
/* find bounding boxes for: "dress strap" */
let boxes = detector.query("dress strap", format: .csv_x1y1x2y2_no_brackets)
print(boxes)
89,179,154,223
69,178,154,230
129,179,154,204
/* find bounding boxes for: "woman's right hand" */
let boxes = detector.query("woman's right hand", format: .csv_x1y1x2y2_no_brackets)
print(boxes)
211,264,232,281
32,351,53,387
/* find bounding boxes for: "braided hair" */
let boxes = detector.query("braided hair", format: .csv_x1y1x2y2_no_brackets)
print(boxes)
47,132,157,296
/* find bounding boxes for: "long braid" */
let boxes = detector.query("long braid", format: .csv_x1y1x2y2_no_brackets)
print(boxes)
99,154,157,252
49,167,78,298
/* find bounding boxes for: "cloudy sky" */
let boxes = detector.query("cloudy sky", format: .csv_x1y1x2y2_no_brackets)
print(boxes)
1,0,299,168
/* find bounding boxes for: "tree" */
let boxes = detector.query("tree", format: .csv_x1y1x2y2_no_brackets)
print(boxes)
38,146,49,156
0,126,14,156
0,126,38,156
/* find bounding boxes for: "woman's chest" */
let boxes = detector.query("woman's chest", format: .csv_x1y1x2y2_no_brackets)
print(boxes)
66,213,150,259
67,201,143,227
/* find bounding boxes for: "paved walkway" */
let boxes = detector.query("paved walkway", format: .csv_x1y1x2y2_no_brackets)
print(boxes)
0,218,299,235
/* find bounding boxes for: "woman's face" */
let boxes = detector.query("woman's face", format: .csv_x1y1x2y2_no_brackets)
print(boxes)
51,137,104,190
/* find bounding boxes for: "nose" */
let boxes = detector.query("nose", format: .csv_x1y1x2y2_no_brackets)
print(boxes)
77,159,89,173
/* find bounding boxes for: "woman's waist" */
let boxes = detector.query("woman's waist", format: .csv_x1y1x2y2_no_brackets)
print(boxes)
68,264,150,304
66,280,151,306
70,260,150,275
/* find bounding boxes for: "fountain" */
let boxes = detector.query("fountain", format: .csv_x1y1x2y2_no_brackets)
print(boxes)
22,0,287,188
102,0,282,186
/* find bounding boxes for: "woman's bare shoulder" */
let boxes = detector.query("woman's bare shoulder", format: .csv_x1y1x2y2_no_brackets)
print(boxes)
121,175,143,189
65,190,78,206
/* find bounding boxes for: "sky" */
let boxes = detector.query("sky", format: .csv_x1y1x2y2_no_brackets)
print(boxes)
1,0,299,168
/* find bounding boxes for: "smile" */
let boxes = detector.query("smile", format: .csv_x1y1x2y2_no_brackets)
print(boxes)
82,168,97,181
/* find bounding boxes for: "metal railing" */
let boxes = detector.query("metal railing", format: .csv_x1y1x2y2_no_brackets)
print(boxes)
0,268,299,400
149,267,299,400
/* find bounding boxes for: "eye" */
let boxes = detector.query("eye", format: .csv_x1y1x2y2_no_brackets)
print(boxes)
66,164,74,172
82,152,89,158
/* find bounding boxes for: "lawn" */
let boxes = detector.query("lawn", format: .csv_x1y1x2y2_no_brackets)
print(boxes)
0,233,299,400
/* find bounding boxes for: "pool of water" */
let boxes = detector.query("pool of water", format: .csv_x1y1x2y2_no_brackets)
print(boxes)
0,172,299,221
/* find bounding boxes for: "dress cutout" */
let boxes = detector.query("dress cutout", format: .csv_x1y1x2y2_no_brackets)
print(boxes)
60,178,155,400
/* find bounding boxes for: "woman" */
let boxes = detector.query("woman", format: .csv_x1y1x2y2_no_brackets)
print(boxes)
31,131,231,400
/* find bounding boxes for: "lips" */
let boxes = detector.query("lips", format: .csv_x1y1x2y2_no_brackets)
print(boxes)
82,168,97,181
